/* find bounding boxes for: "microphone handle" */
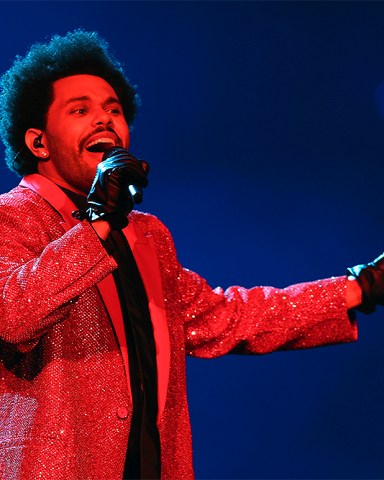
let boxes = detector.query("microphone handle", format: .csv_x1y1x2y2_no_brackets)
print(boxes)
128,184,143,204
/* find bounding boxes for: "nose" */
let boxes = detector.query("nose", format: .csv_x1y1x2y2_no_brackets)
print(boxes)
91,108,113,127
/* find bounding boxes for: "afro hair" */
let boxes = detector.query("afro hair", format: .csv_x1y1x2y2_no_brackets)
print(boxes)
0,29,139,176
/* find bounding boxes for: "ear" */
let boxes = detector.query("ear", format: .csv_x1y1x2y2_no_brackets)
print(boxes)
25,129,50,159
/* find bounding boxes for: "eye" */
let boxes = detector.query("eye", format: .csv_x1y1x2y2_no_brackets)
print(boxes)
106,107,122,115
71,108,88,115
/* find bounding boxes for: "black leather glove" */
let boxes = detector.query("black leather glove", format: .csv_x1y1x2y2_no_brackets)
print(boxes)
347,253,384,313
72,147,149,230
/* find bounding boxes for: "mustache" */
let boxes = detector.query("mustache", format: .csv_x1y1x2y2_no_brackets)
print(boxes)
79,126,122,151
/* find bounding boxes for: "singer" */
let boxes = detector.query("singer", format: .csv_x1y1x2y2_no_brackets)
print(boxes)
0,29,380,480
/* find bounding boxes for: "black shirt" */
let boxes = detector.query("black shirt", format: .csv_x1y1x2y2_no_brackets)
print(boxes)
64,190,161,479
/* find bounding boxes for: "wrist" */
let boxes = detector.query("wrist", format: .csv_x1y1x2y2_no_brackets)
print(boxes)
346,276,363,310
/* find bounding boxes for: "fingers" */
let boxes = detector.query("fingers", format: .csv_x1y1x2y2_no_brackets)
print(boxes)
102,159,148,187
109,165,148,188
100,156,149,188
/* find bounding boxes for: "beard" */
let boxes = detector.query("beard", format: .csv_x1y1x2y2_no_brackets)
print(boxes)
46,142,100,195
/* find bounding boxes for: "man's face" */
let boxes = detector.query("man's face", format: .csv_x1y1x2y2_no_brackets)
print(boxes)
39,74,130,194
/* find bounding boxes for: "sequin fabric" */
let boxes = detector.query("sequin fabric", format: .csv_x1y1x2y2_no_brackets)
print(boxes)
0,183,357,479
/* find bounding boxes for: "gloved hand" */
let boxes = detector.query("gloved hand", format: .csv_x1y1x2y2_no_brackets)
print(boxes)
347,252,384,313
72,147,149,230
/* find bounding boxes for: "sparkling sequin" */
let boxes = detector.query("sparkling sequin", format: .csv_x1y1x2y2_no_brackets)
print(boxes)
0,183,357,479
133,209,357,480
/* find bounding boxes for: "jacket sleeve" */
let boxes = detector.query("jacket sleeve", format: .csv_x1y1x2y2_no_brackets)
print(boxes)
141,214,358,358
180,267,357,357
0,196,116,348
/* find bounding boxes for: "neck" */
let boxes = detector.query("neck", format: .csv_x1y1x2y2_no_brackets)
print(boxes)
38,172,87,197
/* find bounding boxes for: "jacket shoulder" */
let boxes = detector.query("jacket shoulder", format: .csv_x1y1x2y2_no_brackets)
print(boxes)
130,210,173,238
0,185,64,234
0,185,49,210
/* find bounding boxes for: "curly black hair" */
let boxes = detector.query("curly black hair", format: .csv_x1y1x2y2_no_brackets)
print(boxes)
0,29,139,176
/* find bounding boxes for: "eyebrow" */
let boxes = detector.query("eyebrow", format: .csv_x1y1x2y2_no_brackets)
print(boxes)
64,95,122,106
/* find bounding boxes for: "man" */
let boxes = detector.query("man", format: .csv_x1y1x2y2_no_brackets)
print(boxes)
0,29,379,480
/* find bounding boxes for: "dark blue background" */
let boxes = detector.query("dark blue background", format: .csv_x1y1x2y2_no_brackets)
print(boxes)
1,1,384,478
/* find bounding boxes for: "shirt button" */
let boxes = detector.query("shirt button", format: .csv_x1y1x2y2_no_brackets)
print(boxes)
117,407,129,419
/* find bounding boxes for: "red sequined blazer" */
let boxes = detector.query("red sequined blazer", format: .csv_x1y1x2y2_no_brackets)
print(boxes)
0,174,357,479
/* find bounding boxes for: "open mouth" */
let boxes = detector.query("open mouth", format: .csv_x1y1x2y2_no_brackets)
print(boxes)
85,137,117,153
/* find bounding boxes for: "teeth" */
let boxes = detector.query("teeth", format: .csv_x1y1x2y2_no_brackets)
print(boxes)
87,137,115,148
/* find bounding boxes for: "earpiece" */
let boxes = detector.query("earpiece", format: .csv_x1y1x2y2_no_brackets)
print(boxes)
33,133,44,149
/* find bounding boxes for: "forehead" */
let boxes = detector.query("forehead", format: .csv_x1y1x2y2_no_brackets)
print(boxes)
51,74,120,104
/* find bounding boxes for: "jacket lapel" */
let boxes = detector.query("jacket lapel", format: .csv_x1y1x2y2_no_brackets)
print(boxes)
123,222,171,422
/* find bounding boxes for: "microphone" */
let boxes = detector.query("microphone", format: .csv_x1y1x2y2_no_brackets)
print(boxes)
128,184,143,204
101,147,146,205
